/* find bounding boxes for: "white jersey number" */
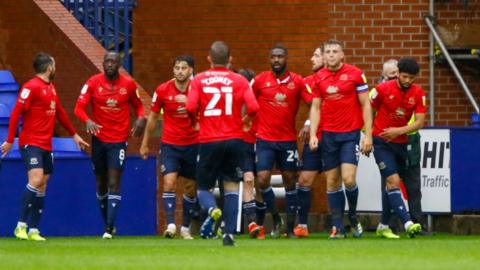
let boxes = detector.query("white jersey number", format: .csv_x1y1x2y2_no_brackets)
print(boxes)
203,86,233,116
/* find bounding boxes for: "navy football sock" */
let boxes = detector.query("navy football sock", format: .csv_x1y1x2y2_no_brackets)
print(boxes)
243,200,257,224
162,192,176,225
223,192,239,235
255,201,266,226
381,188,392,225
197,189,216,214
106,193,121,232
327,189,345,231
29,191,45,229
261,186,279,216
96,192,108,225
285,189,298,233
387,188,411,224
19,184,38,223
182,195,197,228
345,185,359,225
297,186,312,225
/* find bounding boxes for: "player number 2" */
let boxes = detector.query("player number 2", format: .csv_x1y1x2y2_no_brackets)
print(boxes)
286,150,298,162
203,86,233,116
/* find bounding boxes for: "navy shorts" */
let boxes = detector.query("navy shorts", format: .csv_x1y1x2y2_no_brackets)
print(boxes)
242,142,256,174
196,139,245,190
299,143,323,172
20,145,54,174
321,130,360,171
91,136,127,175
373,136,407,179
255,138,298,172
159,143,198,179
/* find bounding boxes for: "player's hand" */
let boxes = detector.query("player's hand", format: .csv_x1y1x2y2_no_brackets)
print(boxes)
309,136,319,151
73,134,89,151
360,135,373,157
242,115,252,132
379,127,402,141
174,94,187,104
86,119,102,135
131,117,147,137
192,122,199,131
1,142,13,158
139,143,149,160
298,124,310,143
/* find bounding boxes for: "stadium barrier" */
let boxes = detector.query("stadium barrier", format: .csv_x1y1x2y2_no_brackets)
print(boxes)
0,138,157,236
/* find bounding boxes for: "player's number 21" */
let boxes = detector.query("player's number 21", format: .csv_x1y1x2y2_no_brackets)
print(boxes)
203,86,233,116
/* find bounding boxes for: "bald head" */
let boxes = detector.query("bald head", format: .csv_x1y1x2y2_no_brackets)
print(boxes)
209,41,230,66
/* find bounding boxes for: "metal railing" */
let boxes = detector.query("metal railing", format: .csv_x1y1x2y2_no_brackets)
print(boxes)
60,0,136,73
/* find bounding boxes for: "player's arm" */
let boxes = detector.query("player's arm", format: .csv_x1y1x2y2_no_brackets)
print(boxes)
129,86,146,138
55,97,89,150
308,97,322,151
380,113,425,140
140,111,159,160
358,91,373,155
140,90,162,160
242,83,259,130
1,87,33,157
186,81,200,127
74,82,103,135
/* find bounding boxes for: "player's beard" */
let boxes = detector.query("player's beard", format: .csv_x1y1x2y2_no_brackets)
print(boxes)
106,69,119,80
271,62,287,75
48,70,55,81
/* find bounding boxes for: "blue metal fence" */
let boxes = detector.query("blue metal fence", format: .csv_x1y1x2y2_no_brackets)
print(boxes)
60,0,136,73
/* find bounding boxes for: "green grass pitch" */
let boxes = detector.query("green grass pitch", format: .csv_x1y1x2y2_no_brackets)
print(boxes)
1,233,479,270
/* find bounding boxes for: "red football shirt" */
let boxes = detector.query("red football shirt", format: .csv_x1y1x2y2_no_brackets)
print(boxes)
252,71,311,142
151,79,198,145
186,67,259,143
313,63,368,132
371,80,426,143
6,76,76,151
74,73,145,143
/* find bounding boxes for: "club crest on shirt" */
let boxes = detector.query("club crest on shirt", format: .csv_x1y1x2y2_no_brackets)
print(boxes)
30,157,39,165
408,97,415,105
339,74,348,81
106,98,118,107
275,93,286,102
326,86,338,94
287,82,295,89
119,88,127,95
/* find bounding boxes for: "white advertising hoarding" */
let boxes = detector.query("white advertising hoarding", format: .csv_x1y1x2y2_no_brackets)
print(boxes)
355,129,451,213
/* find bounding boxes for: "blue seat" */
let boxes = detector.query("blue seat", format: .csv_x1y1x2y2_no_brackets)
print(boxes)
0,92,18,113
0,104,9,118
0,70,19,91
0,124,8,143
52,137,86,158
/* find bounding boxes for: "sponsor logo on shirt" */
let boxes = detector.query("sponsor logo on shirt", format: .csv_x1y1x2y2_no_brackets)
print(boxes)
106,98,118,107
274,93,286,102
326,86,338,94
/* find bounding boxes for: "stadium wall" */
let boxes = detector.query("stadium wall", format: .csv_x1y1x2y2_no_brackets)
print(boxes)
0,0,152,153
